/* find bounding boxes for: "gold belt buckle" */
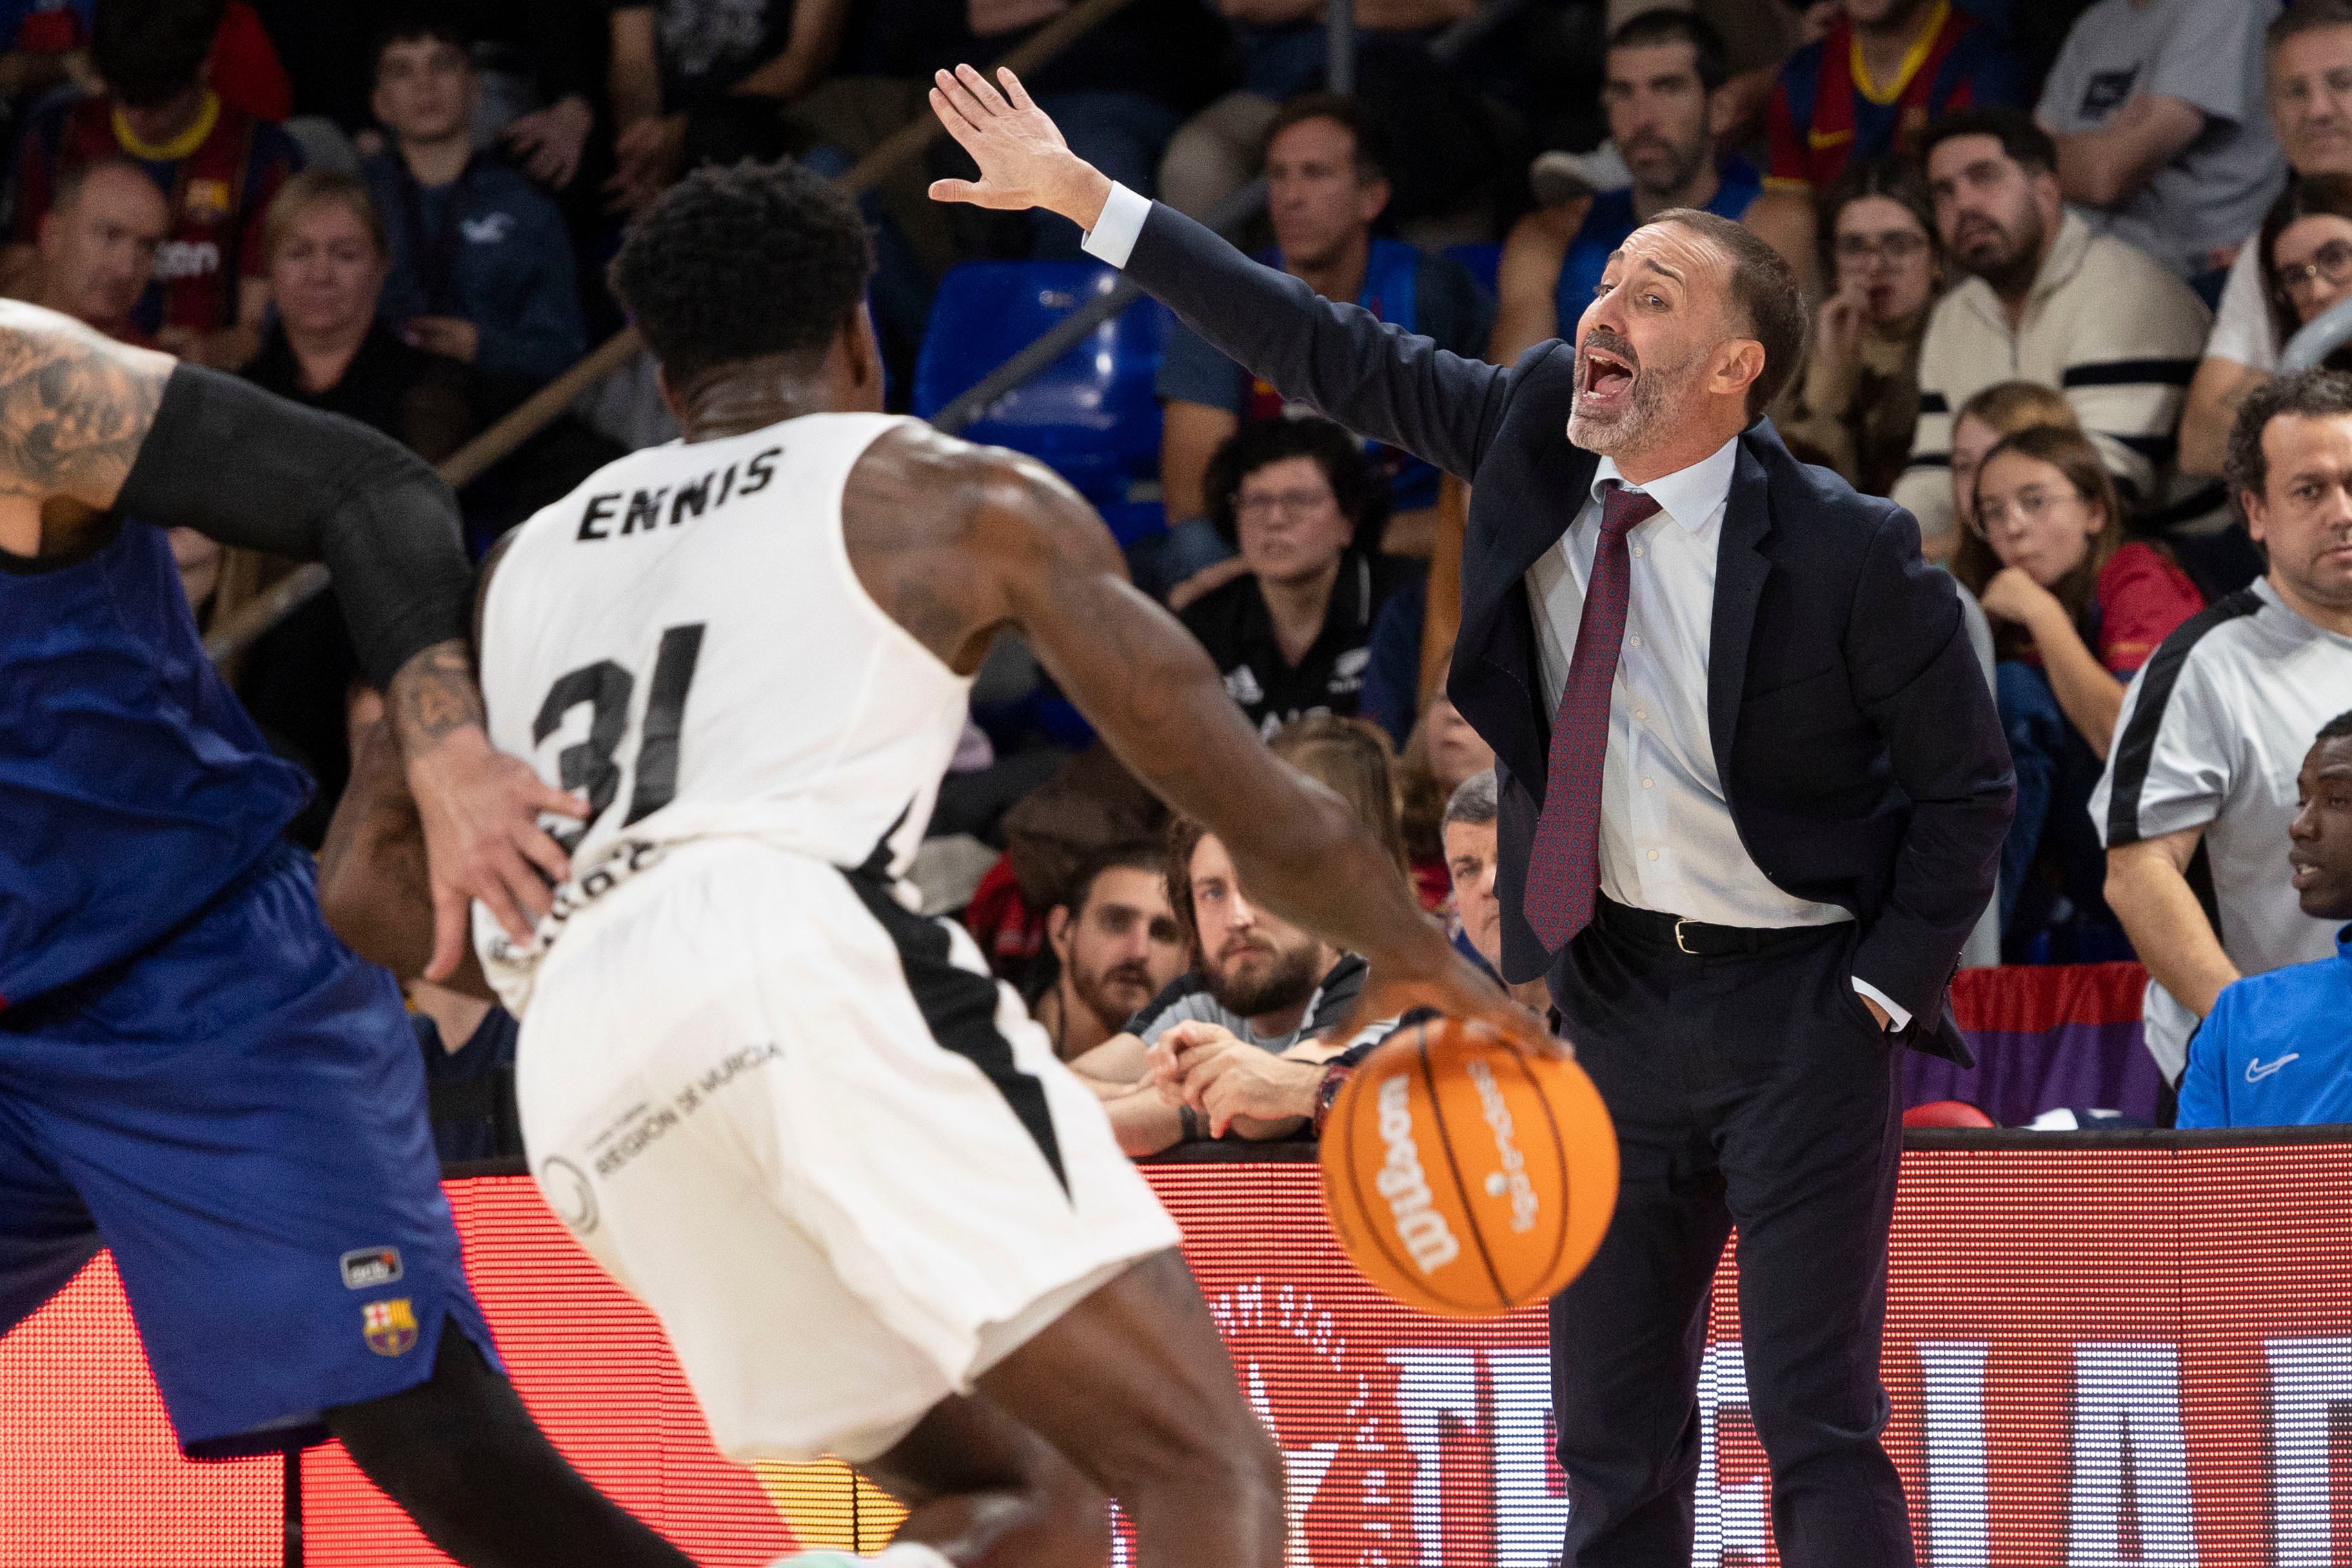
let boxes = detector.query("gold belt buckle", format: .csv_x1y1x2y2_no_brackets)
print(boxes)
1674,917,1698,955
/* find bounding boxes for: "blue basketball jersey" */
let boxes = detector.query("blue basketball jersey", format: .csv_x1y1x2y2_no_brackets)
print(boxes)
0,522,307,1007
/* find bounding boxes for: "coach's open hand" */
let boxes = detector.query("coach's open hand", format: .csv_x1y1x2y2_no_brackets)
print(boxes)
927,64,1111,230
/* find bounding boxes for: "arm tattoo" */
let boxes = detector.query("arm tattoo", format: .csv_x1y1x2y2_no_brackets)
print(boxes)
0,307,167,504
386,639,487,754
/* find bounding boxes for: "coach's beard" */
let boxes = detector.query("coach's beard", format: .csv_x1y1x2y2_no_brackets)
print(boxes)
1566,328,1690,455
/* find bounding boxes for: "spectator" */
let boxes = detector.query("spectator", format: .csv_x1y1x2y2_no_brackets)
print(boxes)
2181,1,2352,479
2094,368,2352,1086
1894,108,2210,552
1953,424,2203,949
1179,416,1417,739
1748,0,2022,279
362,12,586,392
1399,689,1495,908
3,0,299,367
1155,95,1492,585
32,156,164,343
2254,174,2352,377
2175,712,2352,1129
1775,155,1942,497
604,0,847,213
1029,842,1188,1064
2037,0,2284,299
1146,765,1544,1141
1948,377,2080,537
237,169,474,824
1491,10,1766,364
0,0,291,123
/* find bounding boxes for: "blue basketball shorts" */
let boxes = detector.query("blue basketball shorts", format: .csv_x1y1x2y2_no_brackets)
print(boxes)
0,843,493,1456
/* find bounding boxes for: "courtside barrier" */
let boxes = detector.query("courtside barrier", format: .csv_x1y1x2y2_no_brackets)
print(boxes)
6,1133,2352,1566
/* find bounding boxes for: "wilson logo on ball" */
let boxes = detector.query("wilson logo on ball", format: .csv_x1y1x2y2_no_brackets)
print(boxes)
1322,1017,1619,1318
1374,1074,1461,1273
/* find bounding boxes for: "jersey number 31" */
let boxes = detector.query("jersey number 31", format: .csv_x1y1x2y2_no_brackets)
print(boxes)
532,624,705,849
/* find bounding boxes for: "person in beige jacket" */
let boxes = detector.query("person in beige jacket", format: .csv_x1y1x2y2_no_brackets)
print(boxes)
1894,108,2210,555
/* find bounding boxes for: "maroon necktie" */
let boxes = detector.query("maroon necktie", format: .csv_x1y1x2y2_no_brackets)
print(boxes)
1525,481,1659,951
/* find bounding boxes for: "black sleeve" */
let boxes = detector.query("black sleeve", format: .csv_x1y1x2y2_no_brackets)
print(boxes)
1416,254,1497,365
115,364,473,689
1122,200,1516,483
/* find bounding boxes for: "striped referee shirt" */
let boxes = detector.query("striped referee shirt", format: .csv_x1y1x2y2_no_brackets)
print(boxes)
2089,579,2352,1080
1892,211,2208,546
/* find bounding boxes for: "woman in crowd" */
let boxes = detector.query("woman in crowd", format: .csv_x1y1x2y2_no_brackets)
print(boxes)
1180,415,1418,739
1955,424,2204,954
1948,380,2078,544
1776,156,1940,499
1396,690,1496,911
237,169,477,836
2261,172,2352,369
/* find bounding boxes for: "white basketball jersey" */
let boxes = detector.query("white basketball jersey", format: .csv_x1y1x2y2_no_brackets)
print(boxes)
473,412,970,1015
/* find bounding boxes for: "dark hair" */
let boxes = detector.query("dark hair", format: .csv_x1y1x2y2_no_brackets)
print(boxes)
1262,92,1391,184
1608,6,1730,93
1952,423,2124,656
2271,0,2352,54
2260,173,2352,353
1203,414,1390,552
1059,840,1165,920
1919,106,2057,178
609,161,874,388
1646,206,1808,419
370,5,475,83
2228,367,2352,504
1815,154,1939,287
92,0,224,108
2320,708,2352,744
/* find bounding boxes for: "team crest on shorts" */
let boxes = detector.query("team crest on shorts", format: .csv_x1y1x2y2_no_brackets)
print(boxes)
362,1297,419,1357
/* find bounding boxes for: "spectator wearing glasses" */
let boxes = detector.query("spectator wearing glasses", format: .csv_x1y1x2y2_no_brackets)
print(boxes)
1178,416,1415,739
1775,155,1941,499
1894,108,2211,553
2036,0,2284,301
2257,174,2352,375
1953,424,2203,949
2095,368,2352,1087
2182,1,2352,479
2175,711,2352,1129
1947,378,2080,541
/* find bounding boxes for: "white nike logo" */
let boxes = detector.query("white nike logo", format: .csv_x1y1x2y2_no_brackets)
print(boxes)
2246,1053,2301,1083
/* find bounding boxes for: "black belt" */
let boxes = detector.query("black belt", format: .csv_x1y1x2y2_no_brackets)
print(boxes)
1593,895,1834,957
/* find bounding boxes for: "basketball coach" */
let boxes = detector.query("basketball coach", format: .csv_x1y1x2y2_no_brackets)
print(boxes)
931,63,2012,1568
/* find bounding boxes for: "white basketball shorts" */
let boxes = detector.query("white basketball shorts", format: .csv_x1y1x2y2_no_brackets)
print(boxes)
515,838,1180,1464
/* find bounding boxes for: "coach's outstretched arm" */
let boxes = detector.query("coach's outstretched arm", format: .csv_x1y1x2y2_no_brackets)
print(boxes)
0,304,581,977
929,65,1514,483
853,424,1550,1053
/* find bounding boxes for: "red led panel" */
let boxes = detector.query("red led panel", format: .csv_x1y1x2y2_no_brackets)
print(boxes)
6,1147,2352,1565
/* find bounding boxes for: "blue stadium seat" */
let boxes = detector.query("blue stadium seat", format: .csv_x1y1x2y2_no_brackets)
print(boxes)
913,261,1169,504
1443,241,1502,306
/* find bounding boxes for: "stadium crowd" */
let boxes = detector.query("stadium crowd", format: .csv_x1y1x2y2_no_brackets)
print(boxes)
17,0,2347,1138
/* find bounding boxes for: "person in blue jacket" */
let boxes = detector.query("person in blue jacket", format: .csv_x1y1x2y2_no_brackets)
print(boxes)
2177,711,2352,1129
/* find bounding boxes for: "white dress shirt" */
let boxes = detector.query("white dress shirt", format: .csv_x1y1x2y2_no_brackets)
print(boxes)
1083,184,1907,1028
1528,441,1910,1028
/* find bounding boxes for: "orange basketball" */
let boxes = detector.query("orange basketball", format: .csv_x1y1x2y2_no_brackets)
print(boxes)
1319,1016,1618,1318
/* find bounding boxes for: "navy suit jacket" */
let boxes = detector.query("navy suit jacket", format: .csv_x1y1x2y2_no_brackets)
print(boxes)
1118,200,2013,1060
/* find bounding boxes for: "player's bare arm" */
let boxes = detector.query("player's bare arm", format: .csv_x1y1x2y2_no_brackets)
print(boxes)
0,301,582,978
842,424,1549,1050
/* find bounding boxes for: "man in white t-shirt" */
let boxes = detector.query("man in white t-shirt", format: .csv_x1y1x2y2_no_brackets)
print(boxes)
2180,1,2352,479
2095,368,2352,1086
2039,0,2284,295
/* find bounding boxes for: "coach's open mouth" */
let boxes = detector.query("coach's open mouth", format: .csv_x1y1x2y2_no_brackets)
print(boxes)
1581,346,1634,405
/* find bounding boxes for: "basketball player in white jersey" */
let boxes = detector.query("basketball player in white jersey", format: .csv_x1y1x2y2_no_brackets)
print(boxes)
327,161,1543,1568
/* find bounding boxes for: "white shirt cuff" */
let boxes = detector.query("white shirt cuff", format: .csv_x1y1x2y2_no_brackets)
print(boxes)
1078,181,1150,268
1851,977,1910,1033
